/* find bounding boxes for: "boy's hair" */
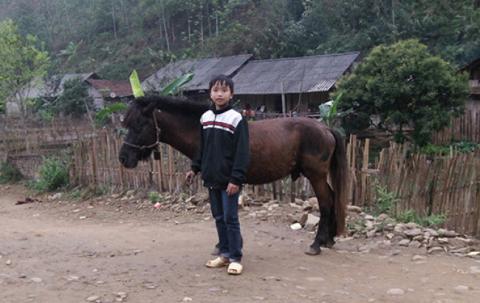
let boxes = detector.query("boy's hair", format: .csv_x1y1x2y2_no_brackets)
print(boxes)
209,74,234,93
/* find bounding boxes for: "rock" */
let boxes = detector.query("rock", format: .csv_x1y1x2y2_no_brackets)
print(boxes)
411,255,427,262
304,214,320,231
467,251,480,258
31,277,42,283
289,203,302,209
347,205,362,213
365,220,375,230
290,223,302,231
412,235,424,242
398,239,410,247
394,224,407,233
86,296,100,302
366,230,376,238
297,213,308,226
437,237,449,244
307,197,319,210
267,204,279,211
438,229,457,238
453,285,470,293
455,237,474,245
252,296,265,301
405,222,418,229
469,266,480,274
305,276,325,282
125,190,135,197
425,228,439,237
377,213,390,221
48,192,63,201
364,214,375,221
115,292,128,302
427,247,445,255
387,288,405,296
66,275,80,281
182,297,193,302
294,198,304,205
5,259,12,265
409,240,422,248
404,228,422,238
385,233,394,240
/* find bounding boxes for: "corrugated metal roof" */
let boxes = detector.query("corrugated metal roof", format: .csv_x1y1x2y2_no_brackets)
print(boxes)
142,54,253,92
233,52,359,94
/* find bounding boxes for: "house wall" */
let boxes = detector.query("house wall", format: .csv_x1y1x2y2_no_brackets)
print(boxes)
235,92,330,113
89,87,105,110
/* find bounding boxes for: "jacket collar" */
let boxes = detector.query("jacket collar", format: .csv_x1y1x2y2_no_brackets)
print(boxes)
211,104,232,115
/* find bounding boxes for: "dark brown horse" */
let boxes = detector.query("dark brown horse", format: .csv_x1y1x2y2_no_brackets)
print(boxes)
119,95,347,255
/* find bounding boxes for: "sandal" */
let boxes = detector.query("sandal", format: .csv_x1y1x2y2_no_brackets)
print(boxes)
227,262,243,275
205,256,229,268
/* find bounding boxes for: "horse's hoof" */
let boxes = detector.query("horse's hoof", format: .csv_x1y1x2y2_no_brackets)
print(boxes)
324,240,335,248
305,246,321,256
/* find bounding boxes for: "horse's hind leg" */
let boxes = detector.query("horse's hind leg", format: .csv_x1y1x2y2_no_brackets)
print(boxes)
305,177,335,255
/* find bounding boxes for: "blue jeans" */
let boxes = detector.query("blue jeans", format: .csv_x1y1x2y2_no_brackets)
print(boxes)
209,188,243,262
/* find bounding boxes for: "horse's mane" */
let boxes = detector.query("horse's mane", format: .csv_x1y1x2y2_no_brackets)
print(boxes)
123,95,210,128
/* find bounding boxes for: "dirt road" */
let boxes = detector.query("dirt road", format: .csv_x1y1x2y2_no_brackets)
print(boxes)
1,185,479,303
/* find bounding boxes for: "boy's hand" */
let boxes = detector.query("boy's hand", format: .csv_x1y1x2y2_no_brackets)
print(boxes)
226,183,239,196
185,170,196,185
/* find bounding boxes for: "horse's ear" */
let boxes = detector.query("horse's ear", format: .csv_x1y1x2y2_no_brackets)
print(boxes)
135,96,149,108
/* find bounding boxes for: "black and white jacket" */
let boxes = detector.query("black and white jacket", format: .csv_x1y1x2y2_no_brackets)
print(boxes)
191,105,250,189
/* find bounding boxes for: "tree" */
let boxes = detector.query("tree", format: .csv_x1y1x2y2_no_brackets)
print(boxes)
0,19,50,116
336,39,469,146
53,79,94,118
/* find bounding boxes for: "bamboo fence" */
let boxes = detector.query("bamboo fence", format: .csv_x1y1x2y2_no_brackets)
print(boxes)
432,109,480,144
1,122,479,236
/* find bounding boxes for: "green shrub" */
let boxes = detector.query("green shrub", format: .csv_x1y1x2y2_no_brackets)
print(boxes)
420,141,480,156
0,161,23,183
396,209,446,227
32,157,69,192
372,183,399,215
396,209,420,224
148,191,161,203
421,213,447,227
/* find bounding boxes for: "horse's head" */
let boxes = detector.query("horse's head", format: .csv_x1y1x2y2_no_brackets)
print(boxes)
119,97,160,168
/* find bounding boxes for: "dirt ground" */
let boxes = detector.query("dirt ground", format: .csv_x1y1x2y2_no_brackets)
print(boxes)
1,184,479,303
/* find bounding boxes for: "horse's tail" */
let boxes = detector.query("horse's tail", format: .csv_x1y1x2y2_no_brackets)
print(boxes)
330,128,347,235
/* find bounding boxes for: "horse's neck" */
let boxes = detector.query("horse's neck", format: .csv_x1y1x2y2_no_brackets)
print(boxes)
157,111,200,159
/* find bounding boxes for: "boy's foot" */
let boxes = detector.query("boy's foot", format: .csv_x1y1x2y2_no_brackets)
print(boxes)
227,262,243,275
205,256,229,268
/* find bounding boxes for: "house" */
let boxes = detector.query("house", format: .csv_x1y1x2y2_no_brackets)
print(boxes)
5,73,98,116
5,73,134,115
232,52,360,114
142,54,253,97
141,52,359,114
462,57,480,114
86,79,133,109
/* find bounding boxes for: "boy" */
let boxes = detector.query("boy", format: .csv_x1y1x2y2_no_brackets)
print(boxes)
186,74,250,275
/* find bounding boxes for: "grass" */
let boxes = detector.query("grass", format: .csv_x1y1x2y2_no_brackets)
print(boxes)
0,161,23,184
29,157,69,192
372,182,446,228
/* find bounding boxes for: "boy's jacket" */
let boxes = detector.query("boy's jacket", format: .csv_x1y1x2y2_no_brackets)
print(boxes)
191,105,250,189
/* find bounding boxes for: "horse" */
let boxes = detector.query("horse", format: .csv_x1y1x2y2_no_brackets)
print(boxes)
118,95,347,255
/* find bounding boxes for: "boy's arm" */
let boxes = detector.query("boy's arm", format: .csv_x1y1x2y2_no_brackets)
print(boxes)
230,119,250,186
191,125,203,174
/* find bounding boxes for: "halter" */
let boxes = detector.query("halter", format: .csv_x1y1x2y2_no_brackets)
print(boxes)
123,110,162,150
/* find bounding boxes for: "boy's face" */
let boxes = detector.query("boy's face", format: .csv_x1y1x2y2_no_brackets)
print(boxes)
210,81,233,109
